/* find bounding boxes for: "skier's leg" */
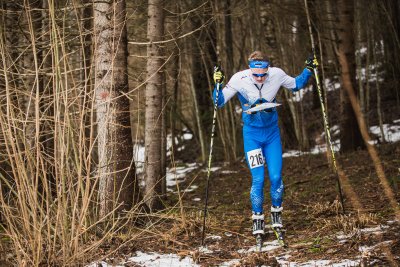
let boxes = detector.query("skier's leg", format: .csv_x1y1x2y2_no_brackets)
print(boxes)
243,128,266,235
263,126,283,209
244,141,265,214
263,127,285,245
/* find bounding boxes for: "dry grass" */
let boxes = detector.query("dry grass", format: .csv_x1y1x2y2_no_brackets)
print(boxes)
0,3,149,266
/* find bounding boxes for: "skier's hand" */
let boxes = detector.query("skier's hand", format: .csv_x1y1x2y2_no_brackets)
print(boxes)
213,66,225,84
305,55,318,71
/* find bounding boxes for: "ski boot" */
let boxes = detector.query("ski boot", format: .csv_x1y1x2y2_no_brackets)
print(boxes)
252,212,265,251
270,206,286,247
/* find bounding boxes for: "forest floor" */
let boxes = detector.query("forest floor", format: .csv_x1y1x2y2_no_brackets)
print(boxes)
108,141,400,267
2,142,400,266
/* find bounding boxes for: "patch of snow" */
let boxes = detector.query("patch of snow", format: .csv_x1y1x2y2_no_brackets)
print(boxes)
192,197,201,201
323,78,341,92
219,259,240,267
291,85,313,102
337,234,351,240
278,259,359,267
183,133,193,140
334,83,341,90
331,259,360,267
183,185,198,193
360,225,388,234
166,163,199,187
370,123,400,143
134,144,145,174
86,261,124,267
198,246,213,254
359,241,389,254
221,170,238,174
357,47,368,55
284,121,400,158
206,235,222,240
202,167,221,172
128,251,200,267
237,240,281,253
282,150,304,158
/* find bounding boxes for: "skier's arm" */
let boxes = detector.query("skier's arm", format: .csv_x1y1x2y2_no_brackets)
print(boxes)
280,55,317,92
212,72,238,108
292,68,312,92
212,83,237,108
291,55,318,92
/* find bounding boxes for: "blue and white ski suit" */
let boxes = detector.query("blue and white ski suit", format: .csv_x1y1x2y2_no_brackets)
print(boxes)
213,67,312,213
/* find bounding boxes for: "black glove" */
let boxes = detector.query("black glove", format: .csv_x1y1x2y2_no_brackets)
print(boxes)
213,66,225,84
305,54,318,71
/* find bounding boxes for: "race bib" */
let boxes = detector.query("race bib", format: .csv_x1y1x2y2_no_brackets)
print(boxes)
247,148,264,169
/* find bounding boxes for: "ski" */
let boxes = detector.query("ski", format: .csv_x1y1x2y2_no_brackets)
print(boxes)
255,233,263,252
271,227,287,247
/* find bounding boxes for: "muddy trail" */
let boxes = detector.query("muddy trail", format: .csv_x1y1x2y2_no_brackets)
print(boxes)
125,141,400,266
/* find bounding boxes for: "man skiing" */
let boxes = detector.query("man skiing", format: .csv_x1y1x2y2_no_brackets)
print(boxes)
212,51,317,246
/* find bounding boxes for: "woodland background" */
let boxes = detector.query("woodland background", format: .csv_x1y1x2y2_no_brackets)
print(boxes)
0,0,399,266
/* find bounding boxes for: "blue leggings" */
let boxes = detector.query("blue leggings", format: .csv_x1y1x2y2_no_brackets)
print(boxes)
243,124,283,213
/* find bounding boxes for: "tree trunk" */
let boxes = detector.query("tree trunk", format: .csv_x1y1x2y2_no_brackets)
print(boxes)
372,31,386,143
161,64,167,196
355,0,364,115
94,0,138,217
144,0,165,211
336,0,364,152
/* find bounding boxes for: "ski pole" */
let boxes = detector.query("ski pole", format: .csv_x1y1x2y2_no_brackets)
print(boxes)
201,66,222,246
303,0,345,213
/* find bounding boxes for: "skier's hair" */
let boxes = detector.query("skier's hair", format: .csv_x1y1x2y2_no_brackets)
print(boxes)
248,51,269,62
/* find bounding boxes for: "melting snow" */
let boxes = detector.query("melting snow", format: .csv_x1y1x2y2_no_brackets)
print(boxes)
237,240,281,253
128,251,199,267
369,123,400,143
206,235,222,240
86,261,123,267
202,166,221,172
183,185,198,192
221,170,238,174
198,246,213,254
166,163,199,187
183,133,193,140
283,122,400,158
88,223,396,267
278,259,359,267
219,259,240,267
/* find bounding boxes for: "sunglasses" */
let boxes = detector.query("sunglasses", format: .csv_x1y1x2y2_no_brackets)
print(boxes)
252,72,268,78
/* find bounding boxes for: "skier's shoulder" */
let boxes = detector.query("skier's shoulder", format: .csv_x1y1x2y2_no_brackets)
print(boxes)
227,69,252,88
268,67,286,76
232,69,252,80
268,67,293,82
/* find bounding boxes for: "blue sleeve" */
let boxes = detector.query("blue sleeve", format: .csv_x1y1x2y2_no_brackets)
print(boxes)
212,83,225,107
292,68,312,92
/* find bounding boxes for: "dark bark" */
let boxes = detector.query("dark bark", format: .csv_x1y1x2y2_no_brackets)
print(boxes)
336,0,364,152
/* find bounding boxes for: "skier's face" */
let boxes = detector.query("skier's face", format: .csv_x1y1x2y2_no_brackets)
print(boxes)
251,68,268,83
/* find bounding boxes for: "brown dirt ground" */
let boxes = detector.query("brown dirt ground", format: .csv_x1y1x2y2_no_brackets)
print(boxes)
131,141,400,266
1,142,399,266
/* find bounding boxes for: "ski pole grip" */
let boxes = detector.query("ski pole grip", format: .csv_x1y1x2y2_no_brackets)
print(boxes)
213,65,224,85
